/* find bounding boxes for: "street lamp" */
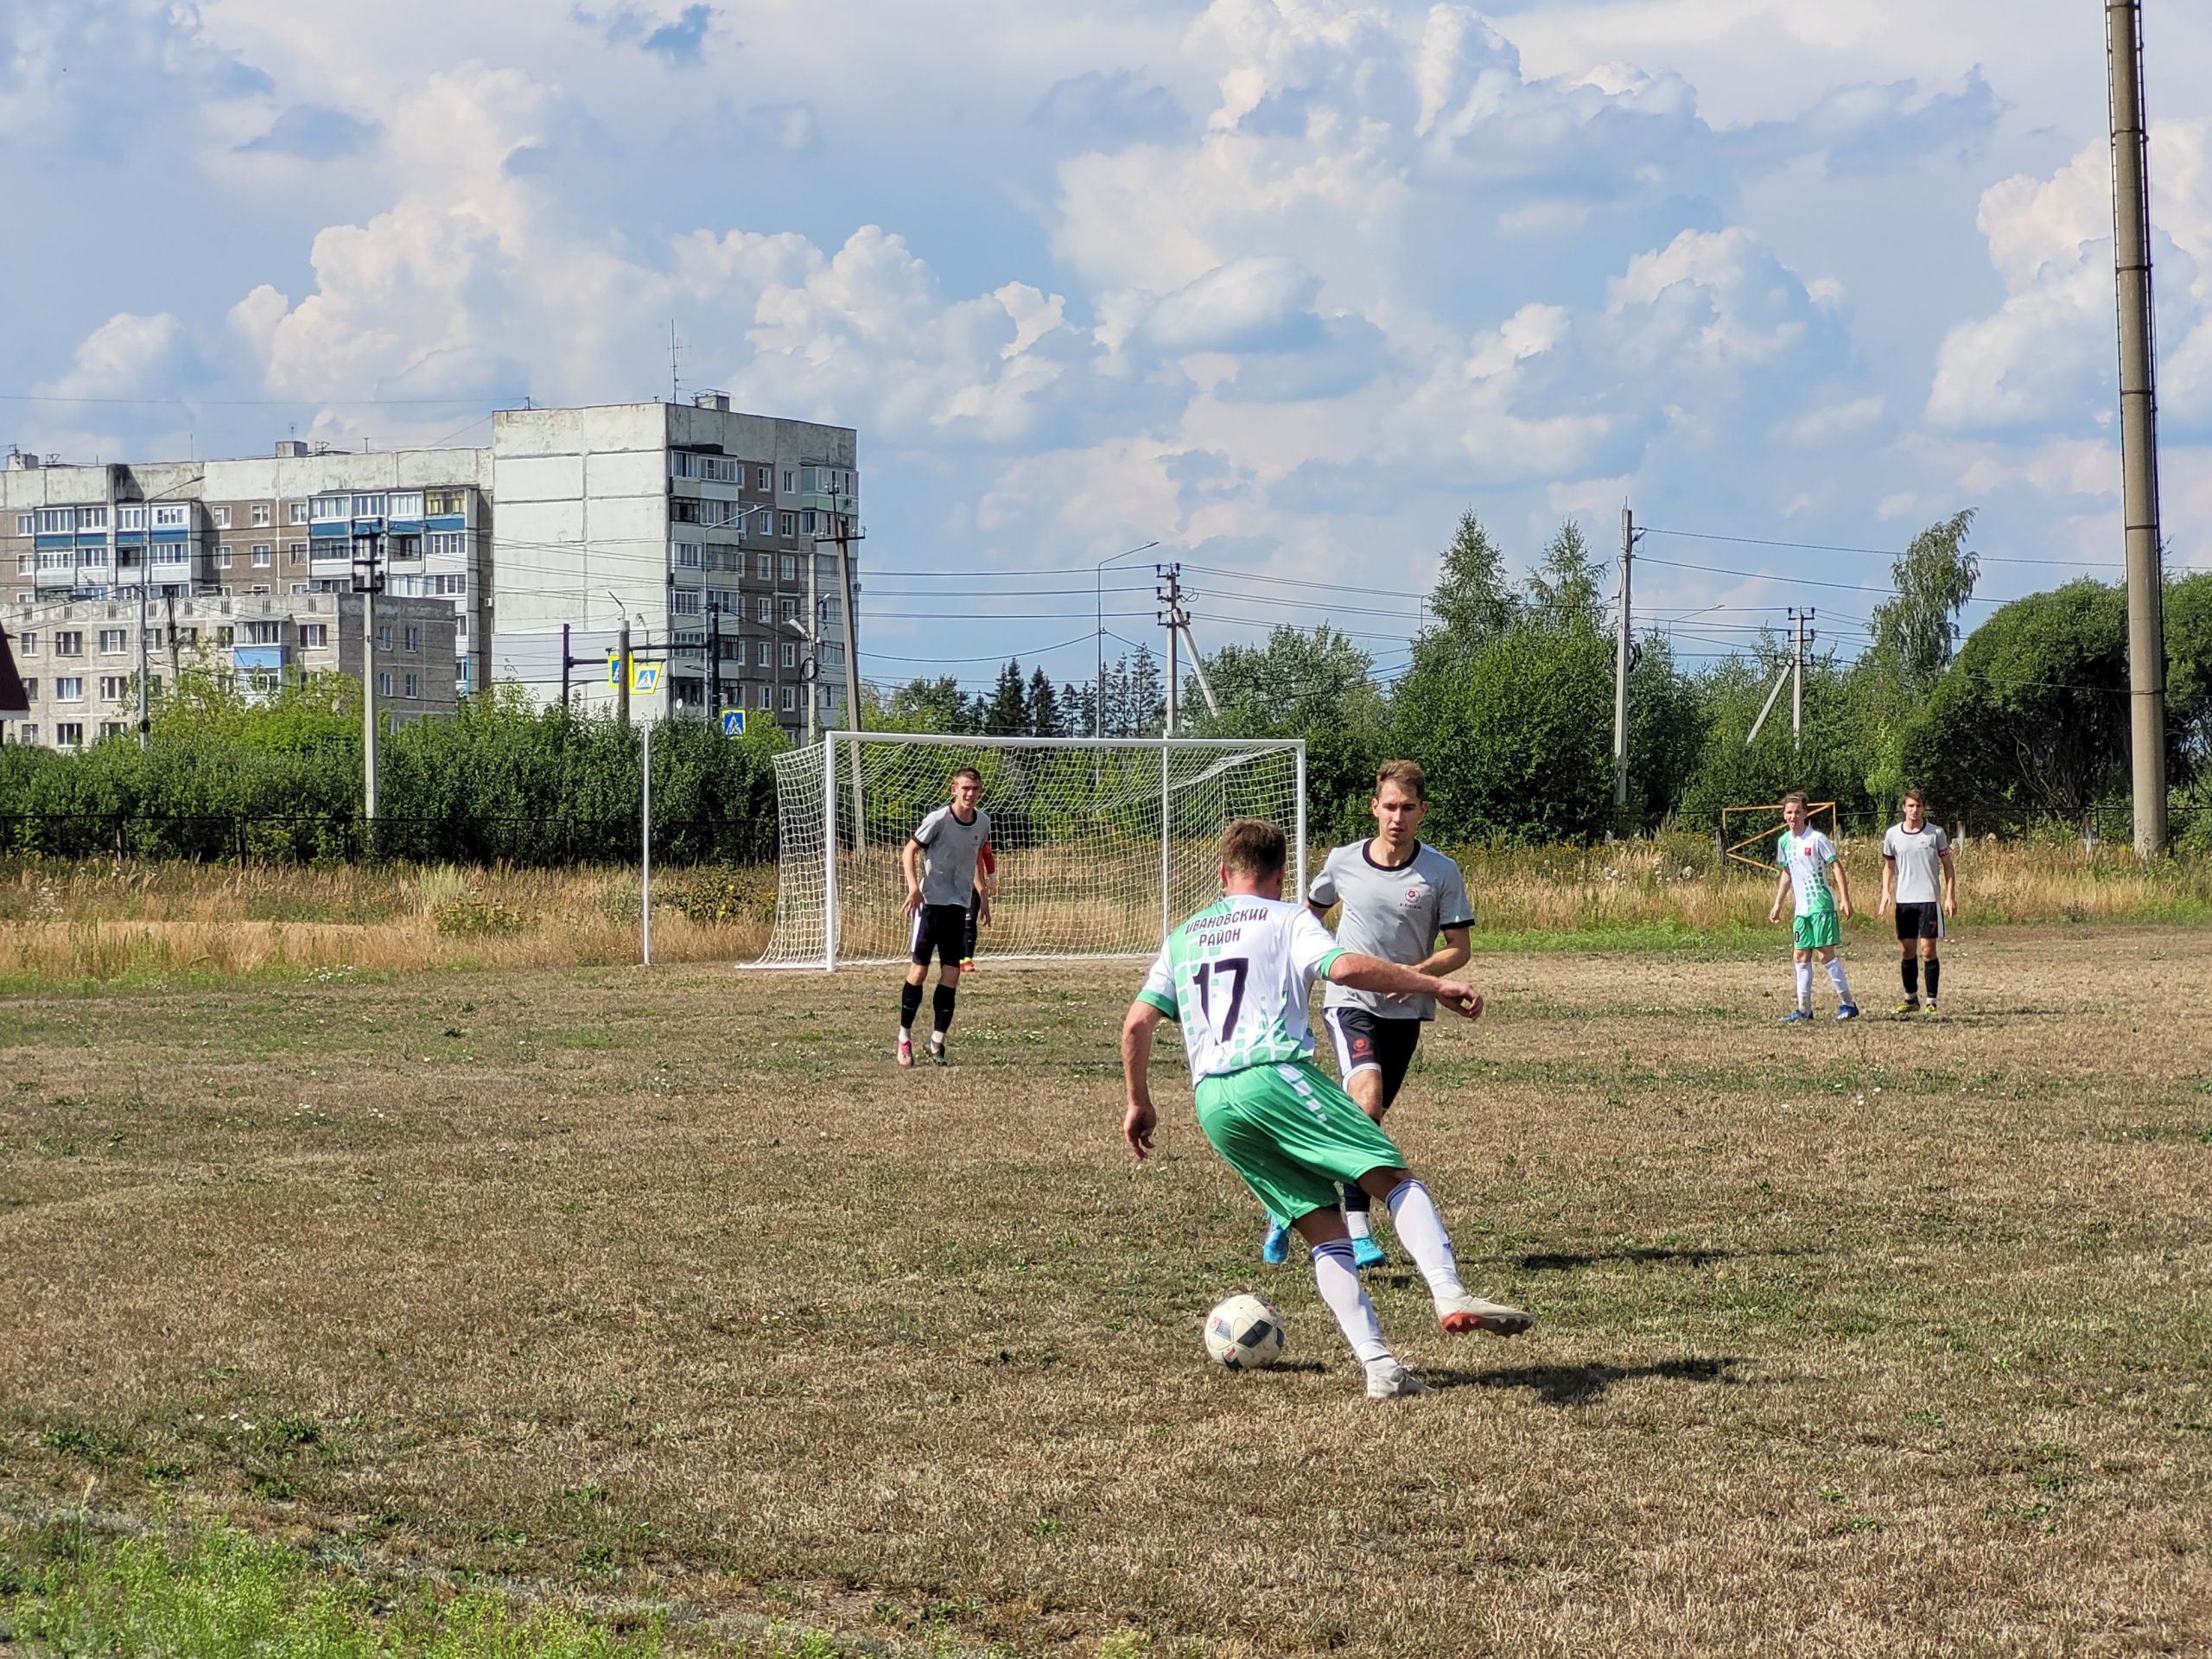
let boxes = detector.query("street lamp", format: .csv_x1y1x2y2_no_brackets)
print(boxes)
1096,539,1160,738
784,613,822,746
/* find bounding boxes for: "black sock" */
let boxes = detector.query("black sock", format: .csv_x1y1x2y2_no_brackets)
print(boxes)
1341,1182,1370,1215
899,981,924,1031
1925,959,1940,1000
1902,957,1919,998
932,984,957,1036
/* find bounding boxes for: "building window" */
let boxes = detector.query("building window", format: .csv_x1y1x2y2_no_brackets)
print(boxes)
376,625,392,650
759,683,774,709
426,489,466,516
778,512,797,537
781,641,797,669
301,625,328,648
15,633,33,655
351,494,385,518
153,505,188,529
251,544,272,567
778,597,798,622
427,531,467,557
404,626,421,651
212,506,232,529
54,632,82,656
116,506,145,530
99,676,129,700
389,493,423,518
290,582,309,594
779,553,797,582
78,505,108,531
753,550,770,578
289,542,307,563
153,543,188,568
251,503,271,526
781,470,793,493
289,501,310,524
433,574,466,594
378,671,393,696
37,508,73,533
311,496,346,521
756,639,771,667
79,546,111,569
404,672,420,698
16,726,34,745
219,546,233,569
244,621,283,645
99,629,126,654
674,542,702,569
55,721,83,747
12,512,31,535
781,685,795,712
19,678,34,700
755,466,770,491
214,626,233,646
56,677,84,700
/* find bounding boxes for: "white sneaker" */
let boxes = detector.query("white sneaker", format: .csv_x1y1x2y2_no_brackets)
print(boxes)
1435,1291,1534,1338
1364,1359,1432,1401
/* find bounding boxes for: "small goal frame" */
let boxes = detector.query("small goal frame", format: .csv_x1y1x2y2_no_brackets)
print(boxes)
759,731,1306,971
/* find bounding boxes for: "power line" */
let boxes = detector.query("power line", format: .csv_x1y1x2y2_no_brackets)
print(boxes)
1640,524,2120,571
0,391,527,409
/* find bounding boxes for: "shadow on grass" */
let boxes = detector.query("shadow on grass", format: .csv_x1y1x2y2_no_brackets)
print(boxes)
1513,1244,1815,1272
1427,1355,1745,1408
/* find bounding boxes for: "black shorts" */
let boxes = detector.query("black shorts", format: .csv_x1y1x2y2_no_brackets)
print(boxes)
1323,1007,1422,1111
1894,901,1944,943
910,902,969,968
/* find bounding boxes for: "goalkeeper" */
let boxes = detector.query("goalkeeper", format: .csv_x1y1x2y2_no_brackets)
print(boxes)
898,766,992,1066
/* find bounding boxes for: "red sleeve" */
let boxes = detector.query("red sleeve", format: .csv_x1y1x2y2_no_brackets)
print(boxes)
982,842,996,874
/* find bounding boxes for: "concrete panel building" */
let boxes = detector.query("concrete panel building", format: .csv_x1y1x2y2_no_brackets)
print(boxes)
5,589,456,749
0,393,858,745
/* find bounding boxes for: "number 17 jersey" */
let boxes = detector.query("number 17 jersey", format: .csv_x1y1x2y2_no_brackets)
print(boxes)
1137,896,1347,1084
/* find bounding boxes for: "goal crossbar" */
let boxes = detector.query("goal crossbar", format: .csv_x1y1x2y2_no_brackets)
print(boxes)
756,733,1307,970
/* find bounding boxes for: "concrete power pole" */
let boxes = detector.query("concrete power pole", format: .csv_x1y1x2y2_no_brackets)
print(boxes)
354,532,385,823
1157,563,1183,736
1612,505,1634,825
617,617,632,728
1789,607,1815,752
2108,0,2169,855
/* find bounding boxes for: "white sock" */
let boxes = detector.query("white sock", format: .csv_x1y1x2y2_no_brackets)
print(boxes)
898,1025,912,1043
1383,1179,1465,1300
1344,1209,1373,1241
1794,963,1813,1009
1826,958,1853,1004
1311,1240,1391,1364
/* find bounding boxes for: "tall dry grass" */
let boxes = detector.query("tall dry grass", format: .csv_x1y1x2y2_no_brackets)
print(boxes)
0,834,2204,985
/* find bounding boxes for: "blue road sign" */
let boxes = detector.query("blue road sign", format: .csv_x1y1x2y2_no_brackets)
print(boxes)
720,709,747,736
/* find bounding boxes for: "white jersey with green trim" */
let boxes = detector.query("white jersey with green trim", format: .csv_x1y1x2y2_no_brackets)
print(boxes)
1776,829,1838,917
1138,895,1345,1085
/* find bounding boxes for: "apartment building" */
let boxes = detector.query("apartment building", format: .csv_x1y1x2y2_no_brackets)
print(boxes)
1,443,491,695
0,393,859,744
4,590,456,749
489,395,857,738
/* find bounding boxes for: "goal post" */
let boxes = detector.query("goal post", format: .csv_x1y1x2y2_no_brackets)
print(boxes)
757,733,1306,969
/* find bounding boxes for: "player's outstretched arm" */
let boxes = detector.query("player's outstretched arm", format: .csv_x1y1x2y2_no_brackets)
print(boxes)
1121,1001,1165,1160
1328,951,1483,1020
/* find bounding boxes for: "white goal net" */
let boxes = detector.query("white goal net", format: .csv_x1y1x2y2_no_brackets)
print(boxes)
758,734,1306,969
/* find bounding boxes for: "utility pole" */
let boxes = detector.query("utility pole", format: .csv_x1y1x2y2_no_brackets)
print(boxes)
616,615,632,728
709,601,721,724
353,531,386,823
1157,563,1185,736
1612,505,1635,824
561,622,571,711
1788,607,1815,752
2108,0,2169,855
136,569,149,748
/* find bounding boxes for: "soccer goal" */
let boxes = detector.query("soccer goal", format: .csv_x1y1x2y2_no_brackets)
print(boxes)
757,733,1306,969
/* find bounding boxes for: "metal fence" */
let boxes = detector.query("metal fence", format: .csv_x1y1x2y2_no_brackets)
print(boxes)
0,813,771,868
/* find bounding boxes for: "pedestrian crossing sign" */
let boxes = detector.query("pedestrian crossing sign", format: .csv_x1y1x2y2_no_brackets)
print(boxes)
631,662,663,695
607,653,623,689
721,709,747,736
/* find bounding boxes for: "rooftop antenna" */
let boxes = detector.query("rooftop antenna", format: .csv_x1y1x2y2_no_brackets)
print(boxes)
669,320,683,404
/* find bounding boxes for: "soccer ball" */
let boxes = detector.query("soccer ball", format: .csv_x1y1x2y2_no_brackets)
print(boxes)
1203,1293,1286,1370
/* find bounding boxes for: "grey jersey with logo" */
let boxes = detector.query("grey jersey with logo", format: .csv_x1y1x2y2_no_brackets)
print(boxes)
912,804,992,907
1308,840,1473,1020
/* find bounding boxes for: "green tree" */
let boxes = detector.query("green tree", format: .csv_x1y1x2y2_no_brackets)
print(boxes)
979,660,1027,734
1854,509,1980,802
1527,518,1608,632
882,676,976,734
1024,669,1063,738
1422,510,1518,654
1182,624,1389,842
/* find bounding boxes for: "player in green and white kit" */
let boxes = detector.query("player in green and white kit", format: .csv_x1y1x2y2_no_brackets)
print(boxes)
1121,818,1531,1401
1768,791,1859,1024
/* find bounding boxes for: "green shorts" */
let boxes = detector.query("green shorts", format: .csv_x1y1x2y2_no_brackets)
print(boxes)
1195,1058,1406,1225
1794,910,1840,950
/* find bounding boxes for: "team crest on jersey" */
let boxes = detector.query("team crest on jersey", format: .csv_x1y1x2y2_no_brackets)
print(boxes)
1404,887,1421,904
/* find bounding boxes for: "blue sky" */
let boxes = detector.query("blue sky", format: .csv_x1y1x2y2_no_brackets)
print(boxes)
6,0,2212,693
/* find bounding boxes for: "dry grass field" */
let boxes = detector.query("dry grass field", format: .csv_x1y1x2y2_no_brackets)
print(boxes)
4,926,2211,1656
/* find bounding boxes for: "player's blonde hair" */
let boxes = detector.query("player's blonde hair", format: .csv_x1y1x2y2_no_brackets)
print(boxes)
1218,818,1287,879
1781,791,1809,812
1375,760,1427,802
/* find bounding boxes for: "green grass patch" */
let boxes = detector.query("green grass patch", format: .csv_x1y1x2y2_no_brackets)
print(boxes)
1,1512,668,1659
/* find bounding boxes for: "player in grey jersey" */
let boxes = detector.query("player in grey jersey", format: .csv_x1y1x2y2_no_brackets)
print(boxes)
1878,787,1958,1014
1258,760,1473,1270
898,766,993,1066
